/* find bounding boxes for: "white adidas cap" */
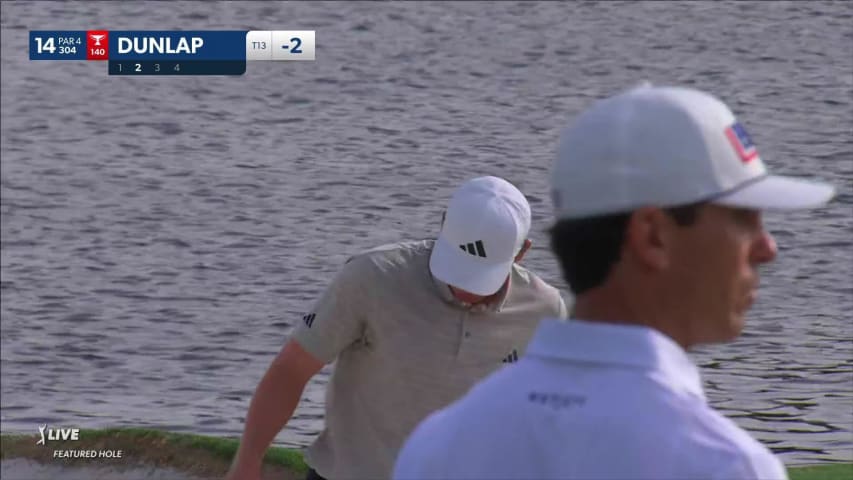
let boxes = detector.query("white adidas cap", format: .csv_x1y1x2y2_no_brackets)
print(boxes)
430,176,531,296
552,84,836,220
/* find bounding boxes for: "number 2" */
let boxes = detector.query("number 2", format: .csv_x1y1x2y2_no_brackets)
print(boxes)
135,63,141,72
290,37,302,54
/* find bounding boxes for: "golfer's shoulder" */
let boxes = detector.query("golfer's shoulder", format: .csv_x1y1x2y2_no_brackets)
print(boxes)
511,262,556,291
345,239,432,279
669,401,786,478
511,264,567,311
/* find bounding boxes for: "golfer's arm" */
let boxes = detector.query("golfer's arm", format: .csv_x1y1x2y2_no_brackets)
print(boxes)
234,340,324,466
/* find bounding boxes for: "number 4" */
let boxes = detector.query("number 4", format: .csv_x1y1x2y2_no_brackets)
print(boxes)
174,63,180,72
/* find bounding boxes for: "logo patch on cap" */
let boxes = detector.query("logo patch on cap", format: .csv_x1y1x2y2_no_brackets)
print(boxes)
459,240,487,258
725,122,758,163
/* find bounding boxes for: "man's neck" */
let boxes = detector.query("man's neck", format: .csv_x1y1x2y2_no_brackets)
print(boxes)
571,286,691,350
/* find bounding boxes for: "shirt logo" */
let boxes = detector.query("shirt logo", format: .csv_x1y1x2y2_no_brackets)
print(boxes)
459,240,487,258
501,348,519,363
528,391,586,410
724,121,759,163
302,313,316,328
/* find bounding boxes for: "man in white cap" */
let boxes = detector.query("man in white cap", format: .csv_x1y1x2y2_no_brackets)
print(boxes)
393,85,835,480
226,176,568,480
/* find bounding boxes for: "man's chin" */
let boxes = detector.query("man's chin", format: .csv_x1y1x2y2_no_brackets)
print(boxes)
725,313,748,340
701,314,746,345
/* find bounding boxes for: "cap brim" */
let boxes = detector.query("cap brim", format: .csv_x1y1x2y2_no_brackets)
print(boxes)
713,175,836,210
429,237,513,296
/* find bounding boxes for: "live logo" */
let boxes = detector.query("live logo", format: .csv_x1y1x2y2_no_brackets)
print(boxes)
48,428,79,441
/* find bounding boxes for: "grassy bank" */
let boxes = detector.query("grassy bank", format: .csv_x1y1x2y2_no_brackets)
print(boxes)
789,463,852,480
1,427,850,479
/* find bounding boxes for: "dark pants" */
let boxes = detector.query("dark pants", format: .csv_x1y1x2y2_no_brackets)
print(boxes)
305,468,328,480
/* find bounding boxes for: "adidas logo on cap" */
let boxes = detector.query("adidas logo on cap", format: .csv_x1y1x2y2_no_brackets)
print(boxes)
459,240,487,258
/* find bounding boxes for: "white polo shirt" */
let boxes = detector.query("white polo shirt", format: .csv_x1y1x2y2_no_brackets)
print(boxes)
394,318,789,480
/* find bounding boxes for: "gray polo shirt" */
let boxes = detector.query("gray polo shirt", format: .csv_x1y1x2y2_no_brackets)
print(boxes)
291,240,568,479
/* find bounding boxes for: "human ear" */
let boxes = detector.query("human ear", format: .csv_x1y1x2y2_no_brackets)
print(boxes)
514,239,532,262
624,207,671,271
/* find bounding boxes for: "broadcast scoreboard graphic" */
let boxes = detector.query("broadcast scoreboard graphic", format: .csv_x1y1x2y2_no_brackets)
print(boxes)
29,30,315,75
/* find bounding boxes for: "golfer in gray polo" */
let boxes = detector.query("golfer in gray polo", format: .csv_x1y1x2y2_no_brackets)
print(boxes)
226,175,568,480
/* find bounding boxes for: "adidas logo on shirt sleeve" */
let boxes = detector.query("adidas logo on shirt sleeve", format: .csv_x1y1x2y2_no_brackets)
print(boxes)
502,348,519,364
302,313,316,328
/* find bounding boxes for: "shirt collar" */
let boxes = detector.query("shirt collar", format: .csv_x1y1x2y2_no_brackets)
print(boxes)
526,319,706,401
429,268,513,313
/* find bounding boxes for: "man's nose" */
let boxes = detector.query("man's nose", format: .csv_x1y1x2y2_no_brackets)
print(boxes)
752,230,778,264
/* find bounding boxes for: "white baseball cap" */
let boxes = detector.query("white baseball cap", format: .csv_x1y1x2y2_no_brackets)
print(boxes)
552,84,836,220
429,176,531,296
